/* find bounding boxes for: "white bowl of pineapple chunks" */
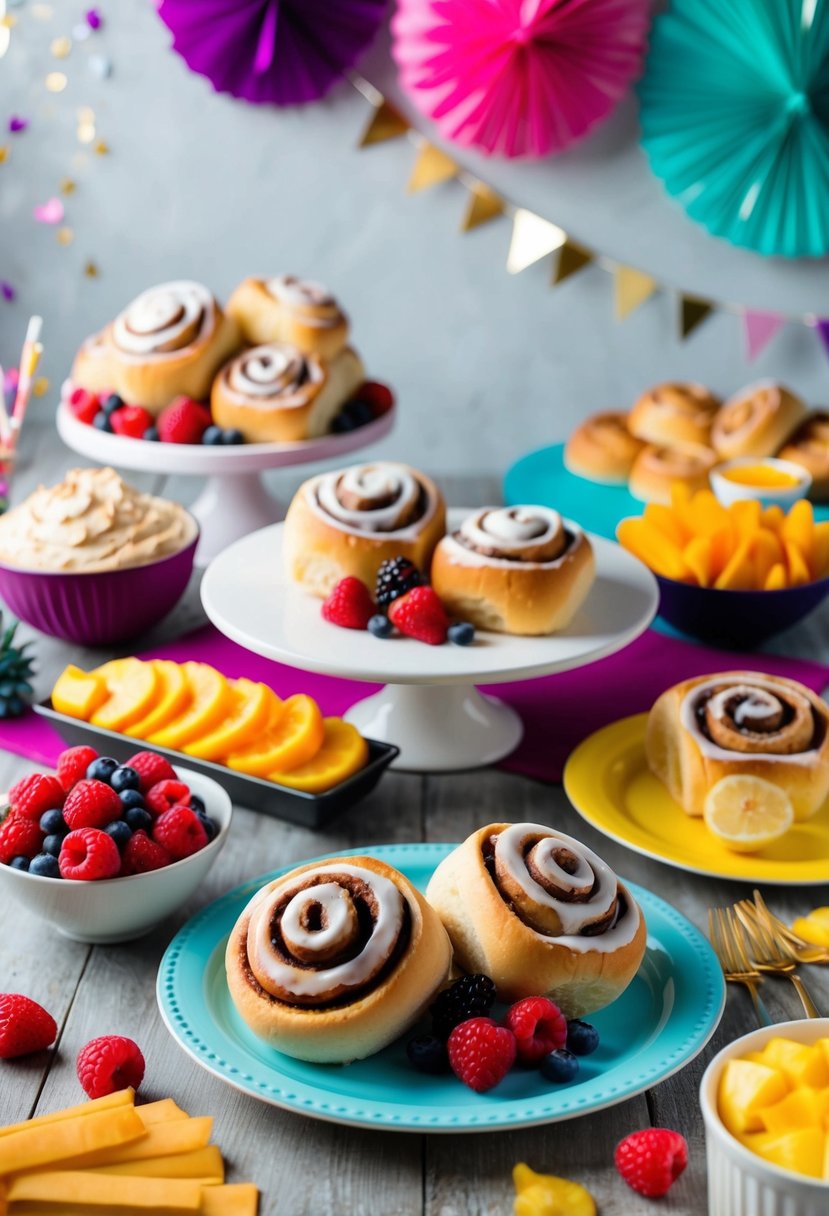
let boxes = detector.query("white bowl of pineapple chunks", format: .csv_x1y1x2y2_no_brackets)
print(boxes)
701,1019,829,1216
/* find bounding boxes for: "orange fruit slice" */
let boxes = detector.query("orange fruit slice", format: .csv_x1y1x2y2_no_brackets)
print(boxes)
227,694,324,777
51,665,109,720
124,661,190,739
148,663,232,750
90,659,159,732
269,718,368,793
184,680,278,761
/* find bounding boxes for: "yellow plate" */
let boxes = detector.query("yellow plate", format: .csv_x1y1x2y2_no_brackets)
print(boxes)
563,714,829,886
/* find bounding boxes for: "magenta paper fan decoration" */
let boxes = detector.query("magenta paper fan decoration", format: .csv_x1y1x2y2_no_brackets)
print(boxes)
157,0,388,106
391,0,651,159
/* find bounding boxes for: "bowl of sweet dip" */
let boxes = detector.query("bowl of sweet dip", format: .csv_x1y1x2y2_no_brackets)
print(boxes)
711,457,812,510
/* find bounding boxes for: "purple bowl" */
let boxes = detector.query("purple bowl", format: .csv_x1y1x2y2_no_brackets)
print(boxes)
656,573,829,648
0,524,198,646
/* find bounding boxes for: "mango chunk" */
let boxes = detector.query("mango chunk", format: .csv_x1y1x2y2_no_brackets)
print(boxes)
512,1163,596,1216
792,909,829,947
0,1106,145,1177
764,562,788,591
200,1184,260,1216
718,1059,790,1135
616,518,689,581
758,1086,829,1134
749,1127,825,1179
87,1146,224,1184
752,1039,829,1089
7,1170,202,1209
51,666,109,720
714,539,754,591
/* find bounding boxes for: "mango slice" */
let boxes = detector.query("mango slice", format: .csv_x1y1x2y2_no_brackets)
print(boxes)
184,680,277,761
148,664,231,751
7,1170,203,1209
0,1091,134,1141
125,662,191,739
87,1146,224,1183
73,1117,212,1169
513,1163,596,1216
51,665,109,720
270,718,369,793
227,694,324,777
792,908,829,947
200,1184,260,1216
764,562,788,591
90,659,158,732
0,1106,144,1176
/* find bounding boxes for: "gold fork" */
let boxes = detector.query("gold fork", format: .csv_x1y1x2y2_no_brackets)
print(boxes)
708,907,772,1027
734,901,823,1019
745,890,829,965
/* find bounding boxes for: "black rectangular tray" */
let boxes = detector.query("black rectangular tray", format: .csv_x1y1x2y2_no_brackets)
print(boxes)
35,700,399,830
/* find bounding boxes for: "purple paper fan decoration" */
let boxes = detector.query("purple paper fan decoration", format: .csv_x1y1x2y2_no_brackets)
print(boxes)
157,0,388,106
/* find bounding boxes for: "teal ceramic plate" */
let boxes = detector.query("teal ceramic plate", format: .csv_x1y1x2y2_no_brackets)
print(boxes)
157,844,724,1132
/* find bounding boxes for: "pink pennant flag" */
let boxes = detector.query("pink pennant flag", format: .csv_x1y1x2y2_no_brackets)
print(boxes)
817,319,829,361
743,310,785,361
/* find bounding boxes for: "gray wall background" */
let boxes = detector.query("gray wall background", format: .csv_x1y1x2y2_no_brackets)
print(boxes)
2,1,827,476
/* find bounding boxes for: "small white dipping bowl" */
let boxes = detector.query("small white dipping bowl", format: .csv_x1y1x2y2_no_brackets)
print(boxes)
711,456,812,509
700,1018,829,1216
0,768,231,943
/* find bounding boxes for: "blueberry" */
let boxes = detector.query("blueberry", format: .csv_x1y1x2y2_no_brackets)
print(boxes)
118,788,145,811
331,411,357,433
124,806,152,833
143,426,160,441
406,1034,448,1074
202,425,224,446
29,852,61,879
221,428,244,445
92,411,112,432
189,793,206,815
197,812,217,841
105,820,132,850
566,1019,599,1056
110,765,140,793
9,855,30,871
448,621,475,647
540,1048,579,1084
367,614,393,638
87,756,119,784
39,808,67,835
347,400,374,427
42,834,65,857
101,393,124,416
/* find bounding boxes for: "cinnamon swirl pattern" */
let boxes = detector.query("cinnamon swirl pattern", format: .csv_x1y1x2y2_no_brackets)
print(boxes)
779,412,829,501
628,382,721,448
564,411,645,484
425,822,647,1015
283,462,446,597
225,855,452,1062
628,442,717,504
647,672,829,820
227,274,349,359
431,505,595,635
711,382,807,461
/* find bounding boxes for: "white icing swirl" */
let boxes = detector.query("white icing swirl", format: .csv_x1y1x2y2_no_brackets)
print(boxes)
112,281,213,358
266,274,340,327
223,343,322,406
680,675,822,762
459,506,564,556
310,463,430,535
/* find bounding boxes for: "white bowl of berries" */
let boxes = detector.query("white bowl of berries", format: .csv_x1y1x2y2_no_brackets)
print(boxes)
0,746,232,943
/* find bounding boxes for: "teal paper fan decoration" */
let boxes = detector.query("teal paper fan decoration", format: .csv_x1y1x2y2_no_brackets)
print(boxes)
638,0,829,257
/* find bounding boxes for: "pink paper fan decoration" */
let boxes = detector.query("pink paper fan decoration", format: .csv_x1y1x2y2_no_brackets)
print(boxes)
392,0,651,158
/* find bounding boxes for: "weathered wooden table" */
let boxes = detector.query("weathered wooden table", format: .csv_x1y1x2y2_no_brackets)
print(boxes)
3,420,829,1215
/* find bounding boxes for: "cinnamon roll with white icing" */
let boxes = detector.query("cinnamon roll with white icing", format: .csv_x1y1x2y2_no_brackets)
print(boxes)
430,506,595,635
647,671,829,820
425,822,647,1015
227,274,349,360
283,462,446,597
71,281,241,413
211,341,364,443
225,855,452,1062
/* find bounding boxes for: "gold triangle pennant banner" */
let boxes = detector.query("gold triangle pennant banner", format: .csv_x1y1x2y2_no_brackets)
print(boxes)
507,209,567,275
614,267,657,321
359,99,410,148
407,142,459,194
461,182,505,232
552,240,593,286
680,293,715,340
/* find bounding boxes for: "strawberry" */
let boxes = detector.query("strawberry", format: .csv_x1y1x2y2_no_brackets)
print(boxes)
447,1017,516,1093
77,1035,145,1098
504,996,568,1064
110,404,154,439
145,779,190,817
0,813,43,864
0,993,57,1058
121,829,171,875
63,779,122,831
125,750,177,793
9,773,65,821
388,586,449,645
321,577,375,631
614,1129,688,1198
157,397,212,444
57,745,99,793
355,381,394,415
67,386,101,425
59,827,121,881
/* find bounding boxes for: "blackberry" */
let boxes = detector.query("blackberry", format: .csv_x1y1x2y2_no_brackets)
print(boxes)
430,974,496,1039
375,557,423,610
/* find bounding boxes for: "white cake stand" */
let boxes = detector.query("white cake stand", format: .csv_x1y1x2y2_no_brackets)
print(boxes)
200,513,659,772
56,400,396,565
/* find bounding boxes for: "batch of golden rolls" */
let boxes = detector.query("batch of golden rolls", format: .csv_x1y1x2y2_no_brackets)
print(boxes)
69,275,372,442
564,380,829,503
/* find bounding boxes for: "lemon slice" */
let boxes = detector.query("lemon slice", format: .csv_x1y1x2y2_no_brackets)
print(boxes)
704,776,794,853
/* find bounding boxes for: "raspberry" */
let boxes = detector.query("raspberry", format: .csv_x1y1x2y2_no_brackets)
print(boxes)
321,577,375,631
63,780,122,830
152,805,208,860
77,1035,145,1099
504,997,568,1064
614,1129,689,1198
357,381,394,415
431,974,496,1040
59,827,121,881
145,779,190,817
157,397,212,444
447,1017,516,1093
68,386,100,425
9,773,65,821
0,993,57,1058
0,813,44,864
57,745,99,793
125,751,177,793
121,829,171,875
375,556,423,610
388,586,449,645
110,404,154,439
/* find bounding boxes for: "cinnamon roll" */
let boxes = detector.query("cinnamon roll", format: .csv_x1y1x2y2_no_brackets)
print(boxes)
430,506,595,635
711,382,807,460
628,382,721,448
225,855,452,1062
628,442,717,504
778,412,829,501
227,275,349,360
564,411,645,484
211,342,364,443
425,822,647,1016
646,671,829,820
283,462,446,597
71,281,241,414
